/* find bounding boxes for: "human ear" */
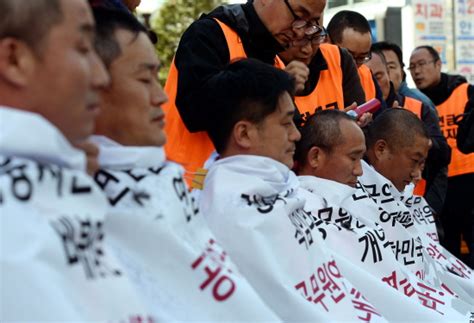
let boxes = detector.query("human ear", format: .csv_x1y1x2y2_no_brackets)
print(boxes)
0,38,36,87
232,120,255,150
307,146,325,169
374,139,389,161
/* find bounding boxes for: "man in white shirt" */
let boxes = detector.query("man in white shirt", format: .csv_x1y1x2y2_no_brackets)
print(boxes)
90,8,279,321
0,0,151,321
200,61,470,320
198,58,398,322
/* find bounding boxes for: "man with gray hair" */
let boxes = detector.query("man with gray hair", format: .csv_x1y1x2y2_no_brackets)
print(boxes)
0,0,150,320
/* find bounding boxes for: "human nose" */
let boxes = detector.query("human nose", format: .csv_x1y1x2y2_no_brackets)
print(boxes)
90,51,110,89
291,122,301,142
151,80,168,107
353,159,363,177
411,63,424,74
411,166,422,181
291,26,307,40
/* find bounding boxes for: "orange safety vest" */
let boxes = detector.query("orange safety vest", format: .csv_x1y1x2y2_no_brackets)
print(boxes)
293,44,344,117
358,64,376,100
401,96,425,194
163,19,285,184
436,83,474,177
403,96,422,119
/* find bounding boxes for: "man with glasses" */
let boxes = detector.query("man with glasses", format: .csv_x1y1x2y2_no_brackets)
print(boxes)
326,10,386,112
278,24,366,119
163,0,326,184
409,45,474,267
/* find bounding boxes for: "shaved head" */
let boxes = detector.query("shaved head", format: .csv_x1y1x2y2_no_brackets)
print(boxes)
366,108,429,152
366,109,431,191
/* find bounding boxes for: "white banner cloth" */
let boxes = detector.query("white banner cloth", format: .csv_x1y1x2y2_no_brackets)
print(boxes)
0,108,150,322
358,161,474,304
299,175,469,320
92,136,279,322
200,155,387,322
401,183,439,242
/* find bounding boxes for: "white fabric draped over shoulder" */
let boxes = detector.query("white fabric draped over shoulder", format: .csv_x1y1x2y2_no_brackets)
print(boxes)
0,108,150,322
298,175,469,320
358,161,474,303
92,136,279,322
200,155,387,323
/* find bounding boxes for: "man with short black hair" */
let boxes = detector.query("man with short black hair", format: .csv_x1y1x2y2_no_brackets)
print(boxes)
91,9,279,321
326,10,384,111
204,58,300,167
410,45,474,265
200,58,389,322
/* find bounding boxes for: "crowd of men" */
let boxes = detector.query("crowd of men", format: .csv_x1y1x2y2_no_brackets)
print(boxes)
1,0,473,321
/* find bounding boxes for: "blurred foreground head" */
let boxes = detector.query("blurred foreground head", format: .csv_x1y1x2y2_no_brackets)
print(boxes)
92,8,168,147
0,0,109,144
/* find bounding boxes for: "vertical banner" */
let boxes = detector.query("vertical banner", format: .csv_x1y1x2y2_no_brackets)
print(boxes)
412,0,448,64
454,0,474,83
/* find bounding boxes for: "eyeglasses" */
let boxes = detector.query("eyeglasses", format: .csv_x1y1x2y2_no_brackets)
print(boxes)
283,0,320,36
407,60,435,71
347,50,372,65
291,26,328,47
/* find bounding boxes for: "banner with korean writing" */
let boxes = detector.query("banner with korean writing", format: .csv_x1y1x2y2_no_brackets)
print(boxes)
454,0,474,82
0,109,151,322
358,161,474,306
201,155,386,322
93,138,280,322
298,175,470,320
412,0,449,66
0,157,152,322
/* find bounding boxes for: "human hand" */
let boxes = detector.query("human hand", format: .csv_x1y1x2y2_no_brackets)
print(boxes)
344,102,372,127
285,60,309,94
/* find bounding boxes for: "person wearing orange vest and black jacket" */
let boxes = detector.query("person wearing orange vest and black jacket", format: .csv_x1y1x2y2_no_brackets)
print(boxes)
163,0,327,185
371,42,451,220
326,10,387,117
278,37,366,120
410,45,474,267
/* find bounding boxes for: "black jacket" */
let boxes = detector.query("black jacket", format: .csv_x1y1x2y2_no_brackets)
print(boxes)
174,3,283,132
456,95,474,154
421,73,474,106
